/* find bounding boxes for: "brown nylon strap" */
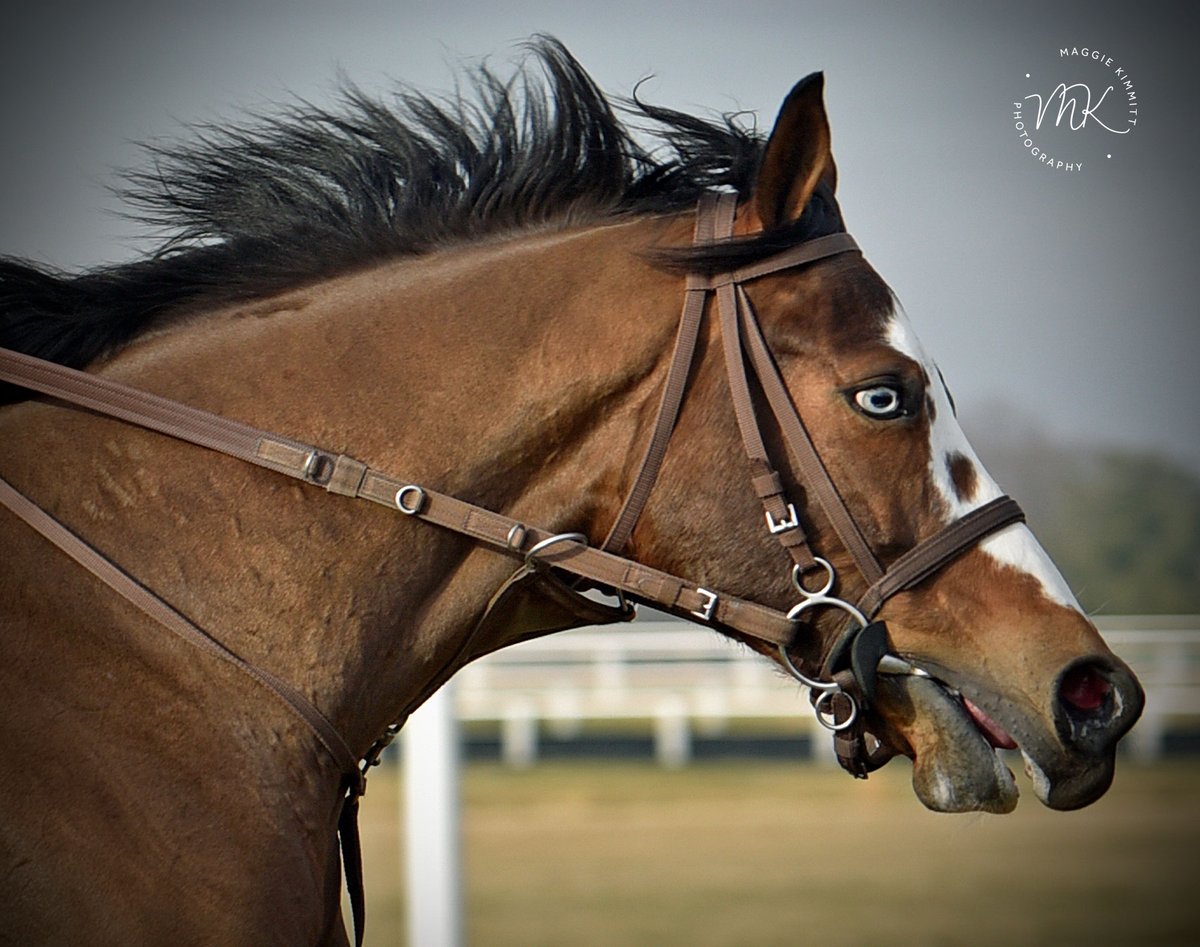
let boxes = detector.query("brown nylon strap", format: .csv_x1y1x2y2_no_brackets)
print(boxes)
690,231,862,288
0,473,363,791
0,347,800,648
732,284,885,584
0,347,315,479
856,496,1026,618
601,192,720,554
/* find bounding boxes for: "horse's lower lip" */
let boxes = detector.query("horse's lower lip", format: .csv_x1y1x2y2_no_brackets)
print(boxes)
876,672,1019,813
962,695,1018,750
885,659,1019,751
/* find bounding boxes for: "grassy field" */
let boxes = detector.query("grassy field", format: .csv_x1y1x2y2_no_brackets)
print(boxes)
353,758,1200,946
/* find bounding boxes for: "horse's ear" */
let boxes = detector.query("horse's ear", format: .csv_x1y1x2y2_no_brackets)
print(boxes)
753,72,838,231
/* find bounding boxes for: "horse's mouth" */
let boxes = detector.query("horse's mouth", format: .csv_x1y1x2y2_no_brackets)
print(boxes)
872,671,1020,813
871,659,1135,814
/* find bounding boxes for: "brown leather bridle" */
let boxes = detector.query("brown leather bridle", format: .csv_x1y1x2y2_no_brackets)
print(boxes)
0,190,1024,943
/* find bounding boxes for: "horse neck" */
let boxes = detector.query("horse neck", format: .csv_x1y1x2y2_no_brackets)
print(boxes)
7,215,684,753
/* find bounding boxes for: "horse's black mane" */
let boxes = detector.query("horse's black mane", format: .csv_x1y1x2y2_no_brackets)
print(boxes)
0,37,843,383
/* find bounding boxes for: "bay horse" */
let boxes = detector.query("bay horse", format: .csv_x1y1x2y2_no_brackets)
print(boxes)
0,39,1142,945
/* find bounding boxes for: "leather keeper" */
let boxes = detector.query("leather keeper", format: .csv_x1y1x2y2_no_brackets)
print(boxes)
327,455,368,497
752,470,785,499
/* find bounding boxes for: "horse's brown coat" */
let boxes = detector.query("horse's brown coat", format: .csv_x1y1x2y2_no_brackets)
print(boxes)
0,63,1141,944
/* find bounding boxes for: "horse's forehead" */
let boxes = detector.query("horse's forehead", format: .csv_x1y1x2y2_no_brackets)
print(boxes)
882,305,1084,613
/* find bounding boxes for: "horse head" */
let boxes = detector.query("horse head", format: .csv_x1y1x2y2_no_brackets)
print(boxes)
625,74,1143,813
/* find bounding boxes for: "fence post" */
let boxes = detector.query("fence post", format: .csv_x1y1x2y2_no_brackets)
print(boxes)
403,680,463,947
655,696,691,768
501,698,538,768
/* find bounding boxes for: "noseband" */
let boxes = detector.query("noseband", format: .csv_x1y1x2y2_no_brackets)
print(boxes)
0,189,1023,940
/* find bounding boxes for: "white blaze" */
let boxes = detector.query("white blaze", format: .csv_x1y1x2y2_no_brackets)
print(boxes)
885,306,1083,613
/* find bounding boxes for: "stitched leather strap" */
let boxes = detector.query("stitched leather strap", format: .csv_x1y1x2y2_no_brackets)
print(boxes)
0,475,362,785
602,191,868,578
697,193,883,581
601,194,717,554
0,346,799,648
0,191,1029,940
732,281,884,583
856,496,1026,617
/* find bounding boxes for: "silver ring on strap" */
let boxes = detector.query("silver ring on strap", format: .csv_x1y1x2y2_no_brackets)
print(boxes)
506,523,528,551
776,644,858,731
524,532,588,569
394,485,427,515
780,559,863,732
787,559,869,628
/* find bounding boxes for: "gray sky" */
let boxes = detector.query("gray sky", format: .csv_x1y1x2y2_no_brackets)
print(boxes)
2,0,1197,472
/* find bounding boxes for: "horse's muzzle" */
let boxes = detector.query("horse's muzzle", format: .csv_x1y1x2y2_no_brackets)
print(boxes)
887,648,1146,813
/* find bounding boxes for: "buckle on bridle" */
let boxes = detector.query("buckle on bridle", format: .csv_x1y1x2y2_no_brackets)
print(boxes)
691,587,718,622
765,503,800,535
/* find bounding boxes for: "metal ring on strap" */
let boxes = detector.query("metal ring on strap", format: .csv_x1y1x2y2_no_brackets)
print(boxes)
394,485,427,515
778,559,863,732
776,645,858,731
524,531,588,569
505,523,528,551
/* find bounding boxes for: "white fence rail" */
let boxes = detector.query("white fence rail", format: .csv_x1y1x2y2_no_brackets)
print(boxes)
1094,616,1200,761
451,615,1200,766
399,615,1198,947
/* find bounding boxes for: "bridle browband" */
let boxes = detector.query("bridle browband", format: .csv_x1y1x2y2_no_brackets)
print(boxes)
0,189,1023,943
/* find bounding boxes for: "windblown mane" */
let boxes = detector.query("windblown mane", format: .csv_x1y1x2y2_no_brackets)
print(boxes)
0,37,843,390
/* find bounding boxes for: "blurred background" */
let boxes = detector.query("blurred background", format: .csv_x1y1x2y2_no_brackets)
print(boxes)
2,2,1197,944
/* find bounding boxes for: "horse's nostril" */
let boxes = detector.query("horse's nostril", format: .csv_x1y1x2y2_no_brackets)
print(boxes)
1053,658,1143,756
1060,663,1112,712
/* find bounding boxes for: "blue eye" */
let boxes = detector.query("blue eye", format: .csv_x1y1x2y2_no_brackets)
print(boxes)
853,385,907,420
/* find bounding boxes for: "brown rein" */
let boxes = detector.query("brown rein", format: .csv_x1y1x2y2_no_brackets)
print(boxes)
0,191,1025,942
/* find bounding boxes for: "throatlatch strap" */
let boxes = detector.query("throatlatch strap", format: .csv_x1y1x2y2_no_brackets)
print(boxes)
601,192,720,554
